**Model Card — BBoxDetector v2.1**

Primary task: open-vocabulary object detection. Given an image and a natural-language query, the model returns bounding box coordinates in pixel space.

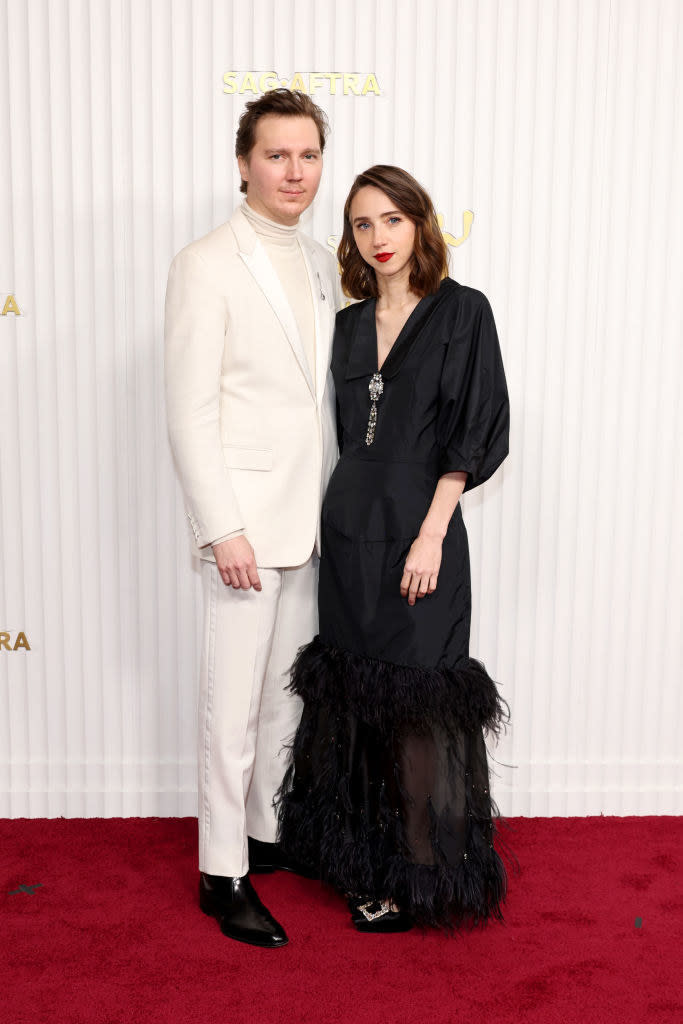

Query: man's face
[238,115,323,225]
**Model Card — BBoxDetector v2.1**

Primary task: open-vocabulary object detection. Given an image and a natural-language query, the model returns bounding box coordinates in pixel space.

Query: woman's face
[349,186,416,285]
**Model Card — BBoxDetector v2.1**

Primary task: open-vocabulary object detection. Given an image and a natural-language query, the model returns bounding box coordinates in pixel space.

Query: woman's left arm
[400,471,468,606]
[401,290,509,606]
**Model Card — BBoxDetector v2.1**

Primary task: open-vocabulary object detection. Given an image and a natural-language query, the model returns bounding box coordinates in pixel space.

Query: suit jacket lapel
[231,208,315,398]
[299,237,333,407]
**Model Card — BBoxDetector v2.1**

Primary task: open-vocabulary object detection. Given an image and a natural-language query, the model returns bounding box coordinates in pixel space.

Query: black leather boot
[199,872,288,948]
[248,836,318,879]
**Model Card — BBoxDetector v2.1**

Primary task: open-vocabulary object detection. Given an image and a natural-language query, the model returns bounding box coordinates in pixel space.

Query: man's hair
[338,165,448,299]
[235,88,330,194]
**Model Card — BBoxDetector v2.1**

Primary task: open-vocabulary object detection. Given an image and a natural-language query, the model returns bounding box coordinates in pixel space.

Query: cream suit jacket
[164,207,339,568]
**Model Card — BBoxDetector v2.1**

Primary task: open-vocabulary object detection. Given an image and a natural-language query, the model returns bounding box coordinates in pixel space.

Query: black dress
[277,278,510,927]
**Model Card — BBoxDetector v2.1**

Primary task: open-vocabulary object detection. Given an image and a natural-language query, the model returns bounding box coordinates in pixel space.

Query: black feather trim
[277,636,510,929]
[287,635,509,737]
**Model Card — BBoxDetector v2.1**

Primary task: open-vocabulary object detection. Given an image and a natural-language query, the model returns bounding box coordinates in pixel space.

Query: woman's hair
[235,88,330,194]
[338,165,448,299]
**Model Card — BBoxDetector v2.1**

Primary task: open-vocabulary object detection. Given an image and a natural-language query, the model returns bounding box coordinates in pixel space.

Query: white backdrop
[1,0,681,818]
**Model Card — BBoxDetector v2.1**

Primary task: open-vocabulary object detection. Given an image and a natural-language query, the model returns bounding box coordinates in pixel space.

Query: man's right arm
[164,247,247,552]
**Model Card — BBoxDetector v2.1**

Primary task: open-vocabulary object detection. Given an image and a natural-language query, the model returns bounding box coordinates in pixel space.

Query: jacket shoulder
[300,234,337,274]
[173,220,239,268]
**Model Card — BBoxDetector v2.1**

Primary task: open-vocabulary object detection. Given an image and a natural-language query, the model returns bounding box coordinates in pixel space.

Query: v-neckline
[375,298,424,373]
[344,278,452,382]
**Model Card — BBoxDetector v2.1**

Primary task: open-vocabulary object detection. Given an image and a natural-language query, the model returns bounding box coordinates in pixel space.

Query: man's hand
[212,535,262,591]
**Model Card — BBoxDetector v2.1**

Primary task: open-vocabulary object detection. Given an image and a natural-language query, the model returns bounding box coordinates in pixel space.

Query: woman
[277,166,510,932]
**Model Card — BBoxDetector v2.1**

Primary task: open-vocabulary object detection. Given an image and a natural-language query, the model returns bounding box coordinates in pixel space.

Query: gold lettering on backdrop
[239,72,258,95]
[437,211,474,247]
[1,295,21,315]
[343,73,361,96]
[222,72,382,97]
[326,72,342,95]
[223,72,238,94]
[308,72,326,95]
[260,72,278,92]
[361,74,381,96]
[0,631,31,651]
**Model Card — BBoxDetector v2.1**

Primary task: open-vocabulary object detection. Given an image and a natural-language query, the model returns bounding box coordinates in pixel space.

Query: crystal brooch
[365,372,384,446]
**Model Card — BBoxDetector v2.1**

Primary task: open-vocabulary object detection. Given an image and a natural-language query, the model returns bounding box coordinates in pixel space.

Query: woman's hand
[400,532,443,606]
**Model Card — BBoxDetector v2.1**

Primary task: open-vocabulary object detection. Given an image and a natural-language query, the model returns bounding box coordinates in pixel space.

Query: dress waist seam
[339,454,438,467]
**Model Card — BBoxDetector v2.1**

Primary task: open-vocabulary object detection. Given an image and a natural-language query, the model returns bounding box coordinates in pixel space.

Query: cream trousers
[197,554,318,876]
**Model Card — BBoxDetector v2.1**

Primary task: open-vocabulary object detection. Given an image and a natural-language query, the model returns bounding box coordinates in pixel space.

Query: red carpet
[2,817,681,1024]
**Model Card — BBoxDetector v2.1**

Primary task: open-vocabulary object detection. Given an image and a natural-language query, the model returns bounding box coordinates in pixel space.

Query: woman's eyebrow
[352,209,402,224]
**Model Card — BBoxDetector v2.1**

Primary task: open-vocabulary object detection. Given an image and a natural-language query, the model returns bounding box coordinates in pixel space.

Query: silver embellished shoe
[350,897,414,933]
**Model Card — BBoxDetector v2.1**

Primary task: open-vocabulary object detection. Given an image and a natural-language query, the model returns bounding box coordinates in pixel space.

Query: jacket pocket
[222,443,273,471]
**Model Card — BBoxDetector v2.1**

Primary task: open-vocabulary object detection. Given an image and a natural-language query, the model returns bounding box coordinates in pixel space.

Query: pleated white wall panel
[0,0,680,817]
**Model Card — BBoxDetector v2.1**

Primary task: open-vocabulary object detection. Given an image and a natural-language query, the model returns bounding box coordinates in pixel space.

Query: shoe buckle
[357,900,390,922]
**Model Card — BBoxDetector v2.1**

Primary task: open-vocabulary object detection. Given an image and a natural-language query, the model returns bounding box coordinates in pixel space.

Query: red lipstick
[374,252,394,262]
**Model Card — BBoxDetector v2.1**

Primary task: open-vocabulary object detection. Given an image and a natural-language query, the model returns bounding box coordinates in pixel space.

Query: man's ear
[237,155,249,186]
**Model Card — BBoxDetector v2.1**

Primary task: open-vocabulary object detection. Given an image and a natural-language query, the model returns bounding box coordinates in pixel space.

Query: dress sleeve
[436,293,509,491]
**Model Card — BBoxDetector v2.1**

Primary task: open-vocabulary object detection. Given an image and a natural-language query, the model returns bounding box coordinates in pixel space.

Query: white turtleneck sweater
[209,201,317,551]
[241,200,316,388]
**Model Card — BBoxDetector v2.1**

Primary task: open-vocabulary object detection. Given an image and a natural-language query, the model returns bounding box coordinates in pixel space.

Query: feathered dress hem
[277,636,509,929]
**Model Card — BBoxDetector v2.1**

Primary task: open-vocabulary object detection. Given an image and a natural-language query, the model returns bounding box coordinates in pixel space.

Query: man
[164,89,339,948]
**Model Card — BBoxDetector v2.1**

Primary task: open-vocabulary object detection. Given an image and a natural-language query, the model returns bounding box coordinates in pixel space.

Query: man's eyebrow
[263,147,322,155]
